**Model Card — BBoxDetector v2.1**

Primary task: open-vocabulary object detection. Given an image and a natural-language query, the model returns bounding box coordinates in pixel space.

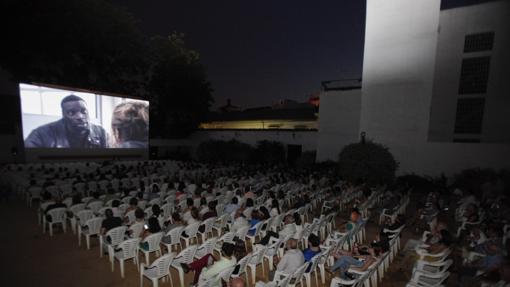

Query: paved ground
[0,196,431,287]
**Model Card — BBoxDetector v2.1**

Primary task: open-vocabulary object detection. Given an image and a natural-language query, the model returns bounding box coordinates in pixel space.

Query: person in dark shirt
[24,95,107,148]
[100,209,122,235]
[303,233,321,262]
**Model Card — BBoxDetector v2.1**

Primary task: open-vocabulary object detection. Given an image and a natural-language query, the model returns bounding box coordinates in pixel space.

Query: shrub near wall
[338,141,398,186]
[196,139,252,162]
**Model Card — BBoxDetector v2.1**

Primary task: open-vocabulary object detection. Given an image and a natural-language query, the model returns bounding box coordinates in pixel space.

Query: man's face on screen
[62,100,89,132]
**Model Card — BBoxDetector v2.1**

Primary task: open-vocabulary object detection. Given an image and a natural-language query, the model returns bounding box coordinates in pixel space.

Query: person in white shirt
[257,214,296,245]
[224,197,240,214]
[182,242,237,286]
[270,199,281,217]
[274,239,304,276]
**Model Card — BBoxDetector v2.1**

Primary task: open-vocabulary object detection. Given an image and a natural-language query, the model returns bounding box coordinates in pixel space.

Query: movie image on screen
[20,83,149,149]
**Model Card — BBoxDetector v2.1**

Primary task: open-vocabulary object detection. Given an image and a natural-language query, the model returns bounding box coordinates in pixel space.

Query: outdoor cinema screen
[20,83,149,149]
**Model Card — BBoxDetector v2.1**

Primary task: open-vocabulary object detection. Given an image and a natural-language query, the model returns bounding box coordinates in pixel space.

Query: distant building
[317,0,510,175]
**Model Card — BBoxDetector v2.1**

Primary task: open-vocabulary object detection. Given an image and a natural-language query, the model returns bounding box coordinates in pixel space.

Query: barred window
[454,98,485,134]
[458,56,491,94]
[464,32,494,53]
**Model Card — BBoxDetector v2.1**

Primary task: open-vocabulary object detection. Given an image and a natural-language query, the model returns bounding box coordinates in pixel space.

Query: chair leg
[178,269,185,287]
[120,260,125,278]
[145,252,150,265]
[49,224,53,237]
[140,272,144,287]
[86,235,91,250]
[152,278,158,287]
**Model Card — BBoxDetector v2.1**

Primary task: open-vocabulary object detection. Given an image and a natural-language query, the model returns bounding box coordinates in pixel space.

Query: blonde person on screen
[110,101,149,148]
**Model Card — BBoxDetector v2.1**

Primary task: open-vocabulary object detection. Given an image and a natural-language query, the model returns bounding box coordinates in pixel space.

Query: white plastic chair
[275,261,309,287]
[212,213,230,236]
[170,245,198,287]
[162,226,184,253]
[79,217,103,249]
[408,270,450,287]
[139,232,164,265]
[246,221,264,249]
[45,207,67,236]
[68,203,86,234]
[195,237,218,259]
[247,248,267,284]
[232,253,252,283]
[214,231,236,254]
[100,226,128,258]
[88,201,104,215]
[140,253,175,287]
[182,221,201,247]
[198,217,216,242]
[413,259,453,276]
[304,254,321,287]
[112,237,141,278]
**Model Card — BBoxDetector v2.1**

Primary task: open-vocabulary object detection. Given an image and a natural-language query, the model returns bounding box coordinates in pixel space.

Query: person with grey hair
[274,239,304,276]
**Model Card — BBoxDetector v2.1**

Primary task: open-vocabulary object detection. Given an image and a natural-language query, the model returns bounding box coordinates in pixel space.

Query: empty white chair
[79,217,103,249]
[45,207,67,236]
[162,226,184,253]
[408,270,450,287]
[112,237,141,278]
[198,217,216,242]
[68,203,86,233]
[139,232,164,265]
[140,253,175,287]
[170,245,198,287]
[212,213,230,236]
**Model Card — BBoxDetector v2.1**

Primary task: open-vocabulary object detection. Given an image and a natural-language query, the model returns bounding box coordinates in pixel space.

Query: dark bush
[338,141,398,186]
[196,139,252,163]
[253,140,285,163]
[296,151,316,168]
[453,168,498,195]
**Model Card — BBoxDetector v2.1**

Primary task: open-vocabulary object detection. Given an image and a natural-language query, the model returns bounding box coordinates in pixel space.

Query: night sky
[111,0,498,109]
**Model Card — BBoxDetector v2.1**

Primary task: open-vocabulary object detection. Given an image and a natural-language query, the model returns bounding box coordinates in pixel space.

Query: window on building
[458,56,491,94]
[464,32,495,53]
[454,98,485,134]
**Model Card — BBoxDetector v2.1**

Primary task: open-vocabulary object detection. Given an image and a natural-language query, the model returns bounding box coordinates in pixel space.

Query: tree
[0,0,213,138]
[338,141,398,186]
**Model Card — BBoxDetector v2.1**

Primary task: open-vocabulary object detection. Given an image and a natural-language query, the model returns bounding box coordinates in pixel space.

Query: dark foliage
[338,141,398,186]
[252,141,285,163]
[0,0,213,138]
[196,140,286,164]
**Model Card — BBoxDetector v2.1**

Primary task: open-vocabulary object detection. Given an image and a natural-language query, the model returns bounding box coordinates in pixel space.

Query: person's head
[284,214,295,225]
[92,192,100,199]
[221,242,235,258]
[186,198,194,208]
[271,199,280,210]
[111,101,149,146]
[147,217,161,233]
[245,198,254,207]
[438,230,452,246]
[190,207,199,220]
[350,209,361,222]
[152,204,161,217]
[105,208,114,218]
[135,208,145,220]
[286,238,298,250]
[111,199,120,208]
[171,212,182,223]
[308,233,320,248]
[129,197,138,207]
[230,277,246,287]
[231,197,238,205]
[200,197,207,206]
[259,206,270,219]
[208,201,216,211]
[61,95,89,133]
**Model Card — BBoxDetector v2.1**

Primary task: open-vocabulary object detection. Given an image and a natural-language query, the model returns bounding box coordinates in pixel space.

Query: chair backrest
[88,201,104,213]
[201,217,217,233]
[184,221,201,237]
[161,203,173,218]
[234,253,252,275]
[106,226,128,246]
[290,262,309,284]
[218,265,236,285]
[119,238,141,259]
[125,210,136,224]
[235,226,250,240]
[76,209,94,225]
[249,221,264,237]
[69,203,86,215]
[149,253,175,277]
[149,198,161,206]
[48,208,67,222]
[86,217,103,235]
[166,226,185,243]
[174,245,198,264]
[196,237,218,258]
[142,232,164,251]
[218,231,236,245]
[129,222,145,238]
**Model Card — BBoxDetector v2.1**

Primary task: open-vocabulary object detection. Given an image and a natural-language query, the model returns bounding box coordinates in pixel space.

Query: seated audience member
[402,221,448,252]
[344,209,364,232]
[232,209,250,232]
[182,198,194,222]
[402,229,452,266]
[103,188,117,204]
[224,197,240,214]
[202,201,217,220]
[100,209,123,235]
[247,210,263,236]
[303,234,321,262]
[133,208,145,224]
[329,246,383,279]
[273,239,304,276]
[110,199,122,218]
[270,199,281,217]
[257,214,296,245]
[460,242,506,286]
[181,242,236,285]
[124,197,139,215]
[259,206,271,221]
[140,217,162,250]
[186,207,200,225]
[87,192,102,205]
